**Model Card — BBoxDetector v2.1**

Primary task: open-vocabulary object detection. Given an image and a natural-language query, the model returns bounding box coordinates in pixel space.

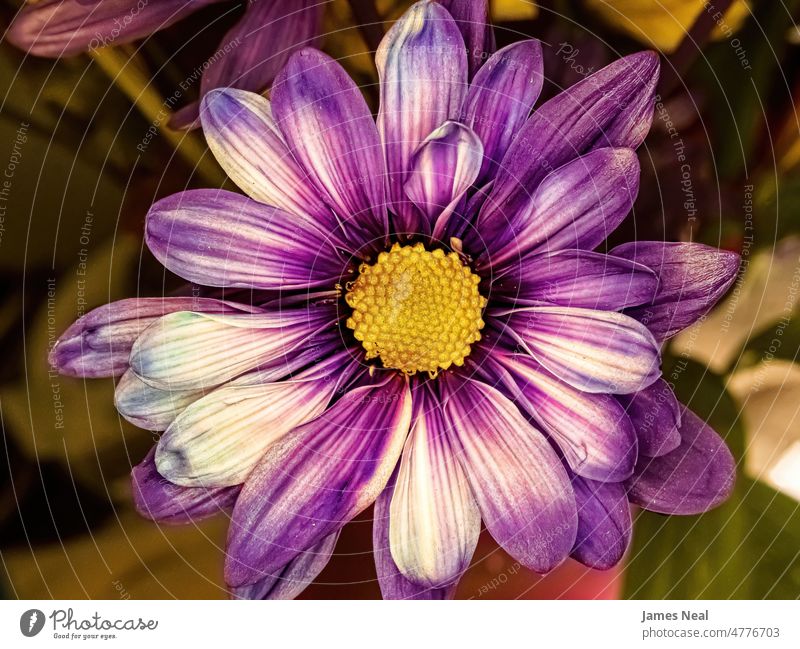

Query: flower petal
[462,40,543,182]
[374,473,458,600]
[439,0,495,77]
[478,52,659,238]
[497,354,637,482]
[505,306,661,394]
[230,531,339,600]
[7,0,218,57]
[272,48,388,244]
[200,0,323,100]
[131,448,239,524]
[403,121,483,234]
[441,376,577,573]
[156,352,357,488]
[225,375,412,587]
[612,241,741,341]
[389,384,480,588]
[493,249,659,310]
[376,0,468,233]
[145,189,343,291]
[618,378,682,457]
[626,408,736,515]
[200,88,334,226]
[49,297,255,378]
[570,475,631,570]
[115,369,203,431]
[129,306,338,391]
[479,148,640,268]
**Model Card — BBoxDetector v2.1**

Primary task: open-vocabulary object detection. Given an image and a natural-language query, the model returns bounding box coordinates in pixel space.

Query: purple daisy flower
[6,0,323,128]
[50,0,740,599]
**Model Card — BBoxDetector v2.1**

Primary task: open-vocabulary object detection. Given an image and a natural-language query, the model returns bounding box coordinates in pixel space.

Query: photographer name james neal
[641,610,709,623]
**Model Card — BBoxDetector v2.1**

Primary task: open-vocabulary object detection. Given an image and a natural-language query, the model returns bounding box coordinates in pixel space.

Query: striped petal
[497,355,637,482]
[612,241,741,341]
[145,189,343,291]
[570,475,631,570]
[115,369,203,431]
[441,376,577,573]
[626,408,735,515]
[403,121,483,235]
[389,385,480,588]
[225,375,412,587]
[505,306,661,394]
[230,531,339,600]
[374,473,458,600]
[129,306,337,391]
[479,148,640,268]
[477,51,659,236]
[131,448,239,525]
[272,48,387,244]
[462,40,543,182]
[7,0,218,57]
[439,0,495,78]
[494,250,658,310]
[156,352,357,488]
[49,297,255,378]
[200,88,334,226]
[200,1,322,101]
[618,378,682,457]
[377,0,468,233]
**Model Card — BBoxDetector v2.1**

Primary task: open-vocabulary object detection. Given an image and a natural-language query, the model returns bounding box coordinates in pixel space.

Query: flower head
[7,0,323,128]
[50,0,740,599]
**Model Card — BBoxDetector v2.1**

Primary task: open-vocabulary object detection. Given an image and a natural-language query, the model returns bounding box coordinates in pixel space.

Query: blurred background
[0,0,799,599]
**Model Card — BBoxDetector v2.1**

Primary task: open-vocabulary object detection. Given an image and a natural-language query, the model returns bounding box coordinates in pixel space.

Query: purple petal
[156,352,358,488]
[7,0,219,57]
[626,408,736,515]
[231,531,339,600]
[479,148,640,268]
[618,378,682,457]
[199,0,323,100]
[376,0,468,233]
[145,189,343,291]
[612,241,741,341]
[505,306,661,394]
[477,52,659,240]
[389,384,479,587]
[441,376,577,573]
[115,369,203,431]
[439,0,495,77]
[225,374,412,587]
[200,88,334,226]
[497,354,637,482]
[462,40,543,182]
[129,305,338,391]
[131,447,239,525]
[272,48,388,244]
[49,297,255,378]
[570,475,631,570]
[374,472,458,600]
[403,121,483,235]
[493,249,658,310]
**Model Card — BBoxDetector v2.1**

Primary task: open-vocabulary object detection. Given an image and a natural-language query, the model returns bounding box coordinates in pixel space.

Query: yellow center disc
[345,243,486,377]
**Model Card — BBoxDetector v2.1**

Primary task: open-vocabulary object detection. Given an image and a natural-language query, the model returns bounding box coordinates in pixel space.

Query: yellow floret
[345,243,486,377]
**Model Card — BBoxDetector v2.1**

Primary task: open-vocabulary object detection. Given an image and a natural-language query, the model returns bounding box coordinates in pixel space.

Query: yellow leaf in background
[0,234,151,494]
[585,0,750,53]
[491,0,539,22]
[324,0,376,79]
[4,510,229,599]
